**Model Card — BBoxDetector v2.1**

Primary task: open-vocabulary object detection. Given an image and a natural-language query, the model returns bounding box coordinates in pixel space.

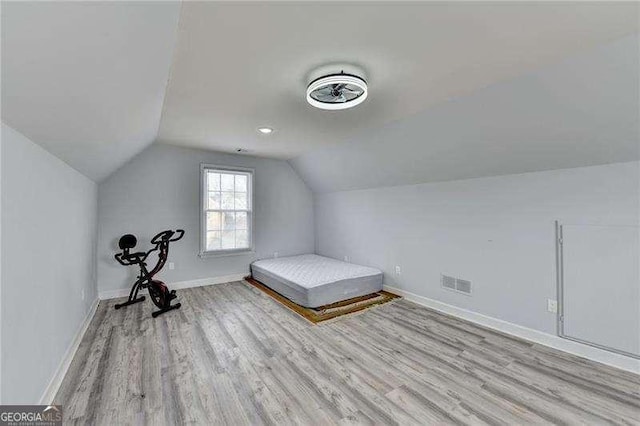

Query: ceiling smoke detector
[306,67,368,110]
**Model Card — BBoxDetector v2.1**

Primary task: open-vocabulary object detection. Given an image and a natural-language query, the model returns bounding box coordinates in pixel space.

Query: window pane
[235,174,247,192]
[203,168,253,253]
[221,174,235,191]
[206,212,221,231]
[221,230,235,249]
[222,212,235,230]
[236,230,248,248]
[234,192,247,210]
[221,192,234,209]
[207,172,220,191]
[207,192,221,210]
[206,231,221,251]
[235,212,247,230]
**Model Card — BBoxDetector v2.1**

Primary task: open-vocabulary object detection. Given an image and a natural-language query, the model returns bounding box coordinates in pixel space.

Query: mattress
[250,254,383,308]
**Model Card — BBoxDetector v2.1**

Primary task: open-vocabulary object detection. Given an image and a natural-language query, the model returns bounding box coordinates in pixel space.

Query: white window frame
[200,164,255,257]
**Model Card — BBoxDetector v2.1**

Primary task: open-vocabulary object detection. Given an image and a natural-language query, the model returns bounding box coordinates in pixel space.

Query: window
[201,165,253,256]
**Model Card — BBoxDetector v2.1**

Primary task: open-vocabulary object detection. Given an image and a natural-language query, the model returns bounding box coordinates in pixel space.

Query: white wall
[314,162,639,335]
[98,144,314,295]
[1,123,98,403]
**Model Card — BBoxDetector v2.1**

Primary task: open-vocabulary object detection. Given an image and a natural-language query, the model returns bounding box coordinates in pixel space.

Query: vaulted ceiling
[291,35,640,192]
[1,1,181,181]
[2,1,638,183]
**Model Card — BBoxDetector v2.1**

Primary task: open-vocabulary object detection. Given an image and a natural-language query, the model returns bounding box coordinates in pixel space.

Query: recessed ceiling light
[257,127,273,134]
[306,72,368,110]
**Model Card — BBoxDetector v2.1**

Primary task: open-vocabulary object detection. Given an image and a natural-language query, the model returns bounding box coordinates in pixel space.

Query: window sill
[199,249,255,258]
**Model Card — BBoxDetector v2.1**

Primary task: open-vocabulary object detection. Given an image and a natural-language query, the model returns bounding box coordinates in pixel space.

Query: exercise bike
[114,229,184,317]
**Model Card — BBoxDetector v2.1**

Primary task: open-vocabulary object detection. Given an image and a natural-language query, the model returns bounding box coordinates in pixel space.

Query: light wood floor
[55,281,640,425]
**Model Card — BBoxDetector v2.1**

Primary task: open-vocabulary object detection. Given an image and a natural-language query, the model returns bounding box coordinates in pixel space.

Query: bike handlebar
[115,229,185,267]
[170,229,185,242]
[150,229,185,245]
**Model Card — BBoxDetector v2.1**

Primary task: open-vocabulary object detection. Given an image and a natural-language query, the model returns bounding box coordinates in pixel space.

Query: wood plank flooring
[55,281,640,425]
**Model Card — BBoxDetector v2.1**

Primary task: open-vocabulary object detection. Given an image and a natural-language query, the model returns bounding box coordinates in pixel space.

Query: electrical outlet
[344,255,350,262]
[395,265,401,275]
[81,289,85,301]
[169,262,175,270]
[547,299,558,313]
[274,252,279,258]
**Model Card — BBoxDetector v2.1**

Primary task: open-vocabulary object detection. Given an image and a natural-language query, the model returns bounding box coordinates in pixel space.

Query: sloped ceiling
[1,1,181,181]
[290,35,640,193]
[158,1,638,160]
[1,1,638,184]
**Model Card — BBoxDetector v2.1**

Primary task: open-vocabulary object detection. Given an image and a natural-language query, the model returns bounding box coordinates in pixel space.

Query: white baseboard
[39,297,100,405]
[384,285,640,374]
[98,273,247,300]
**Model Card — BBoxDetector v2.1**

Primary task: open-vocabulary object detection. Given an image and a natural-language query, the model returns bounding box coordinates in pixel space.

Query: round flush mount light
[306,71,368,110]
[257,127,273,134]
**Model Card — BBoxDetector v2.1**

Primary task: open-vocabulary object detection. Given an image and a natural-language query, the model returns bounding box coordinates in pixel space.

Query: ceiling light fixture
[257,127,273,134]
[306,70,368,110]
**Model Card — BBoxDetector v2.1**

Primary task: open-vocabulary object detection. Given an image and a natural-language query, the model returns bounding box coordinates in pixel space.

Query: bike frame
[114,229,184,317]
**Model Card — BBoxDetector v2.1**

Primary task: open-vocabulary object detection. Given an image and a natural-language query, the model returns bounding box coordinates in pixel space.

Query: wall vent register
[441,274,472,295]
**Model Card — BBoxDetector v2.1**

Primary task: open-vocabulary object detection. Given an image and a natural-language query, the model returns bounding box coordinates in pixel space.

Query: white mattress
[250,254,383,308]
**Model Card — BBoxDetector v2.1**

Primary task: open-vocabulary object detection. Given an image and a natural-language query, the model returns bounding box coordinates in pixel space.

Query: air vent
[442,275,456,290]
[441,274,472,295]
